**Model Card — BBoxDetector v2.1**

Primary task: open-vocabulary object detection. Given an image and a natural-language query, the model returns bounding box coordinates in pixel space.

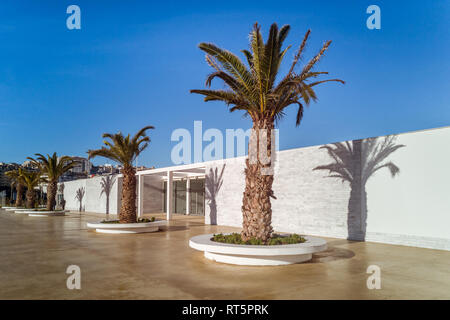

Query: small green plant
[100,217,156,224]
[137,217,156,222]
[212,233,306,245]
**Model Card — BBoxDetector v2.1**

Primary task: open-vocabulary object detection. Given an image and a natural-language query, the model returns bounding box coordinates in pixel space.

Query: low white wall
[61,175,121,214]
[365,127,450,250]
[61,126,450,251]
[206,126,450,251]
[62,179,86,212]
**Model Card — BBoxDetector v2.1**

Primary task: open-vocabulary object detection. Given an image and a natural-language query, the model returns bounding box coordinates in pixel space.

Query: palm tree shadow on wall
[205,164,225,225]
[314,135,405,241]
[100,175,116,219]
[75,187,85,213]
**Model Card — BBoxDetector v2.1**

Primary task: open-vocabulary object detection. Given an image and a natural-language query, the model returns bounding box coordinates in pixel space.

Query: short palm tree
[5,169,25,207]
[100,175,116,217]
[191,22,344,242]
[27,153,76,211]
[314,136,405,239]
[19,168,45,209]
[87,126,154,223]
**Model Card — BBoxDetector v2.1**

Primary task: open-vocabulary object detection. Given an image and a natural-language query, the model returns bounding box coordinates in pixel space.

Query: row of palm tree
[5,154,76,210]
[3,23,345,244]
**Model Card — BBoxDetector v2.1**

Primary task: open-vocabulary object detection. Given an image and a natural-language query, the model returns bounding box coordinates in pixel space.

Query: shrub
[212,233,306,245]
[100,217,156,224]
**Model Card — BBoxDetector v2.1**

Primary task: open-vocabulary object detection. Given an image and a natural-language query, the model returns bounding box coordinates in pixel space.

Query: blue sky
[0,0,448,167]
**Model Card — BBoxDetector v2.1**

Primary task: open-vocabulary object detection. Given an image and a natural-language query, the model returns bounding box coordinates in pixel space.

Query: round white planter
[86,220,166,234]
[12,208,31,213]
[26,210,67,217]
[189,234,327,266]
[5,208,26,212]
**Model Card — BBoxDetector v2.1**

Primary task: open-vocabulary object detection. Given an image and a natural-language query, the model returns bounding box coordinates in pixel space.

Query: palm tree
[191,23,344,242]
[75,187,85,212]
[5,169,25,207]
[87,126,154,223]
[19,168,45,209]
[100,175,116,218]
[27,153,76,211]
[314,136,405,240]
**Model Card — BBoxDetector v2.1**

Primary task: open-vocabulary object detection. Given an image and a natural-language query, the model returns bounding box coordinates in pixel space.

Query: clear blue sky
[0,0,448,167]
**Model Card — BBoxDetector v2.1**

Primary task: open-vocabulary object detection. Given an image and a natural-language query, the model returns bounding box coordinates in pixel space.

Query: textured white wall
[205,147,351,239]
[366,127,450,250]
[62,175,121,214]
[206,126,450,251]
[61,126,450,251]
[62,179,86,212]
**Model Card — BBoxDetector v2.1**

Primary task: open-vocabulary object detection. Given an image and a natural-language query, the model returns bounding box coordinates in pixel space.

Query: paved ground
[0,209,449,299]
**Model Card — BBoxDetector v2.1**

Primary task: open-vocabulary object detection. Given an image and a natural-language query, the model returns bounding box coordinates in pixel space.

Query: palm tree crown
[19,168,44,189]
[27,153,76,181]
[5,169,23,186]
[191,22,344,125]
[87,126,154,167]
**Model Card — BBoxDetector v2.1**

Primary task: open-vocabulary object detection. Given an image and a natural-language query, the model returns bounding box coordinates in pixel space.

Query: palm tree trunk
[26,189,35,209]
[15,184,24,207]
[241,118,274,243]
[120,165,137,223]
[47,180,57,211]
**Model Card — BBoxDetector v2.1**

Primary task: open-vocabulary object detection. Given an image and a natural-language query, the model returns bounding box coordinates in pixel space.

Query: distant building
[59,156,92,182]
[0,162,19,194]
[90,163,120,176]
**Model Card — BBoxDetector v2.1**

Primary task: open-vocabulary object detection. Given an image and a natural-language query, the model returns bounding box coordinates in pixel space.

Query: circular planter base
[204,251,313,266]
[86,220,166,234]
[189,234,327,266]
[27,211,66,217]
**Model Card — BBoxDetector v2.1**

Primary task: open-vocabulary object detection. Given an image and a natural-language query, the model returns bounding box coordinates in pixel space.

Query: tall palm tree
[191,23,344,242]
[27,153,76,211]
[75,187,85,212]
[314,136,405,240]
[19,168,45,209]
[100,174,116,217]
[87,126,154,223]
[5,169,25,207]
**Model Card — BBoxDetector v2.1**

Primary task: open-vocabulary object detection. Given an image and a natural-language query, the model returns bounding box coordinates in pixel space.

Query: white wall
[62,179,86,212]
[206,126,450,251]
[61,175,121,214]
[61,126,450,251]
[366,127,450,250]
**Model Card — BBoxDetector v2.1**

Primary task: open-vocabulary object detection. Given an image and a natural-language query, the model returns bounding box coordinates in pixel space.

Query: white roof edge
[135,124,450,176]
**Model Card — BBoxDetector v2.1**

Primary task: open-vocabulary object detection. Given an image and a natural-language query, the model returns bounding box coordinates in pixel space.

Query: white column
[166,171,173,220]
[186,178,190,215]
[137,174,144,218]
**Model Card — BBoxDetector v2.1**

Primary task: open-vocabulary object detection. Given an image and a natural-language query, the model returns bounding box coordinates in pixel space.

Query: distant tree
[19,168,45,209]
[5,169,25,207]
[87,126,154,223]
[27,153,76,211]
